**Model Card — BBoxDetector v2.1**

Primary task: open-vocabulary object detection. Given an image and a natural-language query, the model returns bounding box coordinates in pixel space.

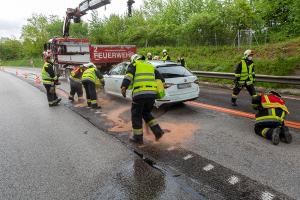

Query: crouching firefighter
[69,65,85,102]
[81,63,103,109]
[41,55,61,107]
[121,54,165,144]
[252,91,292,145]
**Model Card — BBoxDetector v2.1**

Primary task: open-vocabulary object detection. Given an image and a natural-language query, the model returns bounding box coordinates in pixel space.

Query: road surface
[0,71,199,199]
[1,67,300,199]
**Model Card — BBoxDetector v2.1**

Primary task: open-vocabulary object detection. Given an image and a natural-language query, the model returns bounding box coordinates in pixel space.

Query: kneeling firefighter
[121,54,165,144]
[69,65,85,102]
[41,55,61,107]
[81,63,103,109]
[252,91,292,145]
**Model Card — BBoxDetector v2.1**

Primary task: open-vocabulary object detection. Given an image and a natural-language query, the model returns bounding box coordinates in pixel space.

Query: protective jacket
[70,67,84,82]
[252,94,289,124]
[41,62,57,85]
[82,67,103,83]
[234,59,255,85]
[121,60,164,100]
[162,55,171,61]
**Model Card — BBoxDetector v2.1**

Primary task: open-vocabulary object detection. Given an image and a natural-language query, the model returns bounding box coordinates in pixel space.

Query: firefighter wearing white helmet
[231,49,257,106]
[121,54,165,144]
[82,62,103,109]
[41,54,61,107]
[161,49,171,61]
[146,52,153,61]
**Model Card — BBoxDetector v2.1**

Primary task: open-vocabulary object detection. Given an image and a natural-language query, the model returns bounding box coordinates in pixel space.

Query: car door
[111,62,127,95]
[105,64,122,95]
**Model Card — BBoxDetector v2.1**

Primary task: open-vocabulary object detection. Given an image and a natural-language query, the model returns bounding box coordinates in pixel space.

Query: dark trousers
[44,84,58,105]
[131,98,163,136]
[82,81,97,106]
[232,83,256,103]
[69,79,83,98]
[254,121,282,140]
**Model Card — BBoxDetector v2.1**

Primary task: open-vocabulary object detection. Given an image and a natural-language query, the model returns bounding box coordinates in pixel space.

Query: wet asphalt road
[2,67,300,199]
[0,71,200,199]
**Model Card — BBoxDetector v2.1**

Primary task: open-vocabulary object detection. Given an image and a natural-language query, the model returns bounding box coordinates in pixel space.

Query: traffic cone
[16,70,19,76]
[24,73,28,79]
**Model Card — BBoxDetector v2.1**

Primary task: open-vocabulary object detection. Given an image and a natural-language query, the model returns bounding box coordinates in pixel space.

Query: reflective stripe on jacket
[131,61,158,98]
[82,67,97,83]
[261,95,289,113]
[255,95,288,123]
[161,55,169,61]
[235,60,254,83]
[70,67,83,82]
[41,62,56,85]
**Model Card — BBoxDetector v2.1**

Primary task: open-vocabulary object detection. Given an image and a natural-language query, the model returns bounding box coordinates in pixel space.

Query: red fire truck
[43,0,136,75]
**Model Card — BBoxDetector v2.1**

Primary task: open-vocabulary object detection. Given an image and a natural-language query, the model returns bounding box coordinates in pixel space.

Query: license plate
[177,83,191,89]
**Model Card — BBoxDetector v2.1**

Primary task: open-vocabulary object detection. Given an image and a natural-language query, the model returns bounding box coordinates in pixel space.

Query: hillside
[139,37,300,77]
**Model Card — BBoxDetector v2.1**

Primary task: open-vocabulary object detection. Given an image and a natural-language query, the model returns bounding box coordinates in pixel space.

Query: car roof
[121,60,181,67]
[147,60,181,67]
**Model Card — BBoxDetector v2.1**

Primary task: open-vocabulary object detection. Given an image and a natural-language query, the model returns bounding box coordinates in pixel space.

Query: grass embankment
[139,37,300,88]
[0,57,44,68]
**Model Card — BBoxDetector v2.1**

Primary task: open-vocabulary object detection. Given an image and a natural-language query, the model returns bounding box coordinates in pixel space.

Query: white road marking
[167,146,176,151]
[228,175,239,185]
[203,164,214,171]
[183,154,193,160]
[261,191,275,200]
[95,111,102,114]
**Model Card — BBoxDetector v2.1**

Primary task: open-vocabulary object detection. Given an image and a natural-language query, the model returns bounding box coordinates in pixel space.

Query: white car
[103,60,200,107]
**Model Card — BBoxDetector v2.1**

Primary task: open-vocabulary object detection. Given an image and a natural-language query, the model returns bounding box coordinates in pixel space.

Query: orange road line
[186,101,300,130]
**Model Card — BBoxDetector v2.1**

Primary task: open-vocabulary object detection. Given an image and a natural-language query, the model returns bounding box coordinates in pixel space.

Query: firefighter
[177,56,186,67]
[252,91,292,145]
[121,54,165,144]
[68,65,85,102]
[161,49,171,61]
[231,49,257,106]
[146,52,153,61]
[41,55,61,107]
[81,63,103,109]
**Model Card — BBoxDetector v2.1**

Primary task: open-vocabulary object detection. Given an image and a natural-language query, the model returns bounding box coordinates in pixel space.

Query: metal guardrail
[191,71,300,85]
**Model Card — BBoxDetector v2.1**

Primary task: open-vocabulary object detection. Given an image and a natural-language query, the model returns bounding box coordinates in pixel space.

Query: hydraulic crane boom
[63,0,135,37]
[63,0,111,37]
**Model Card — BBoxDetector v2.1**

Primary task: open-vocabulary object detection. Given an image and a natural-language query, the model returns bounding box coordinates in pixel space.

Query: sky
[0,0,144,39]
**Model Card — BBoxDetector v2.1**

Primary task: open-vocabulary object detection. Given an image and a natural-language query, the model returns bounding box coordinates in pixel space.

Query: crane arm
[63,0,135,37]
[63,0,111,37]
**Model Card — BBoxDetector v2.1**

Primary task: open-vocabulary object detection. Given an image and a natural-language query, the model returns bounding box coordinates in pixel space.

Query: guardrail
[191,71,300,85]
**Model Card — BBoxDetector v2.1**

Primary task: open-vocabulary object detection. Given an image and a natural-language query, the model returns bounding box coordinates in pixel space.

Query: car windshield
[156,65,193,78]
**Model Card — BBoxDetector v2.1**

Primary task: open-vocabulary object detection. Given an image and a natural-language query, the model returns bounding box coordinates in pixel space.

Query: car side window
[120,63,127,75]
[110,65,123,75]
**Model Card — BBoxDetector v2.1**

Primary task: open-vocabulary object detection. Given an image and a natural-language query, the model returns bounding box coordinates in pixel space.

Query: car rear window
[156,65,193,78]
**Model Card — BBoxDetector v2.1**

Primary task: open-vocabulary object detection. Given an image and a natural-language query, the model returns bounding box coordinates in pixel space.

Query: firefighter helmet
[244,49,254,57]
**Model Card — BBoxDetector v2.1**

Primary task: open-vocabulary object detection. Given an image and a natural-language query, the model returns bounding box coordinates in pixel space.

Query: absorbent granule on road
[106,106,131,132]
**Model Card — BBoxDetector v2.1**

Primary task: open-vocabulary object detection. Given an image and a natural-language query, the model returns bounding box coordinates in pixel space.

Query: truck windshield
[156,65,193,78]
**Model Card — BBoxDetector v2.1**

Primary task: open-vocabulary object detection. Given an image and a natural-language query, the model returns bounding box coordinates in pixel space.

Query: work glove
[121,87,127,98]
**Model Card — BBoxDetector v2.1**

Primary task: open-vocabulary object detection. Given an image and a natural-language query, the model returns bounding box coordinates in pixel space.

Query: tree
[0,38,23,60]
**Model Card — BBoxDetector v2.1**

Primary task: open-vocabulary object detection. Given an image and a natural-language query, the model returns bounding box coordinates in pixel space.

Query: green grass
[139,37,300,76]
[0,57,44,68]
[138,38,300,88]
